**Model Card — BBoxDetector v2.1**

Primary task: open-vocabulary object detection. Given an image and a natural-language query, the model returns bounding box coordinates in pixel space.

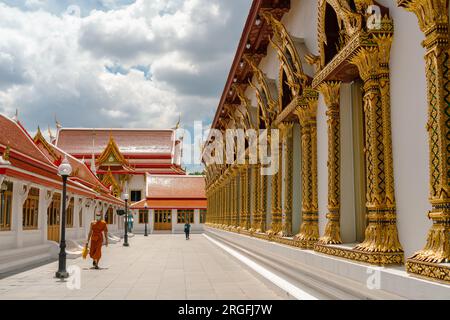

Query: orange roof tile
[146,174,206,199]
[56,129,174,156]
[0,115,57,166]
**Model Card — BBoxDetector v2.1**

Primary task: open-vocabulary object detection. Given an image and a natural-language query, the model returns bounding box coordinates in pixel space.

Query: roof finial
[173,113,181,130]
[12,109,18,122]
[48,125,55,142]
[55,114,62,130]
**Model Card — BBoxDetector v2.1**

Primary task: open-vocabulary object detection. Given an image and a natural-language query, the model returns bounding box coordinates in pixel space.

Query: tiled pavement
[0,234,286,300]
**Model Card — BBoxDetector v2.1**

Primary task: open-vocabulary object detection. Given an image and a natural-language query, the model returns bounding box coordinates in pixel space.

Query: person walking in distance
[184,221,191,240]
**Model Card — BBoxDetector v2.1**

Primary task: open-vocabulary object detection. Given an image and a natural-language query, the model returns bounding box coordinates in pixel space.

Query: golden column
[221,177,226,227]
[398,0,450,268]
[267,136,283,237]
[239,165,247,230]
[221,180,226,227]
[280,122,294,237]
[245,164,252,230]
[226,173,232,228]
[350,38,403,258]
[318,81,342,244]
[230,168,237,229]
[294,91,319,249]
[251,163,262,232]
[260,170,268,233]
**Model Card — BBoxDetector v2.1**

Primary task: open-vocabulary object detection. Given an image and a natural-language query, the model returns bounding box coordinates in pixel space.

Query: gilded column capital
[397,0,449,40]
[317,81,341,109]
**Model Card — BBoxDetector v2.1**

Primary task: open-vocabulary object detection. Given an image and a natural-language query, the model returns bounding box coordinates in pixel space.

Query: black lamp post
[144,204,148,237]
[55,156,72,279]
[122,190,129,247]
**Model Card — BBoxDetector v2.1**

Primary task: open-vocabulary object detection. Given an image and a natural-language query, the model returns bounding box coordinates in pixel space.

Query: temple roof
[146,174,206,199]
[0,115,57,168]
[56,128,175,156]
[33,128,111,194]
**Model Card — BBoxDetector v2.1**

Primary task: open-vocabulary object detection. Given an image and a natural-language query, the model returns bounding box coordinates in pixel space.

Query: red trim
[70,153,172,159]
[1,168,95,197]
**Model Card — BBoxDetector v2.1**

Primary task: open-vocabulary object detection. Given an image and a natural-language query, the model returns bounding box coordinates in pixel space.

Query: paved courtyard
[0,234,286,300]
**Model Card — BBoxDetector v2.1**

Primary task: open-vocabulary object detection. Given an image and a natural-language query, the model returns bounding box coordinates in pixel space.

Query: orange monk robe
[89,220,108,262]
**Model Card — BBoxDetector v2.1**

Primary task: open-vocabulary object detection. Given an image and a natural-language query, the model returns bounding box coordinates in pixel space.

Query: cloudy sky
[0,0,251,139]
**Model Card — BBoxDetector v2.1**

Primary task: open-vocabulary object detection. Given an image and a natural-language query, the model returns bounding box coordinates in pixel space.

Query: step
[205,227,450,300]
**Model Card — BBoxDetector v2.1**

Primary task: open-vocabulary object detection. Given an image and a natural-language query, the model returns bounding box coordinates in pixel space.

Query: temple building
[0,118,206,273]
[203,0,450,295]
[130,174,207,234]
[0,115,122,273]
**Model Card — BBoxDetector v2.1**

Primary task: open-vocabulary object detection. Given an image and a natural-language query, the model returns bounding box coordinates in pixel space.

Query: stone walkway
[0,234,285,300]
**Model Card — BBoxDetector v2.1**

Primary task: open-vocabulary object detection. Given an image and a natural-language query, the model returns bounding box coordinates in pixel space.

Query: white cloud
[0,0,252,136]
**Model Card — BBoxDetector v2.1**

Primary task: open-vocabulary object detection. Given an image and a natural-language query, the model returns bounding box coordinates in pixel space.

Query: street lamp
[55,156,72,279]
[122,190,129,247]
[144,203,148,237]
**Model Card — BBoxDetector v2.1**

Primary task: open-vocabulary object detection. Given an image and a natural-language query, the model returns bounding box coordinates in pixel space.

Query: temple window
[23,187,40,230]
[139,209,148,224]
[0,181,13,231]
[177,209,194,224]
[130,190,142,202]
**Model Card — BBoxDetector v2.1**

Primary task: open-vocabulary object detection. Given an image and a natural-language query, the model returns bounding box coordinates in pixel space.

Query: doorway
[154,209,172,231]
[47,193,61,242]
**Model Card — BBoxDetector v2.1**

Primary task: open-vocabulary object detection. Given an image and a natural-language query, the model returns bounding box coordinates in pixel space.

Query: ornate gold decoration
[101,168,121,197]
[281,122,294,237]
[33,127,60,162]
[267,137,283,237]
[398,0,450,272]
[294,89,320,249]
[263,12,309,101]
[2,145,11,162]
[246,58,278,127]
[349,40,403,258]
[97,134,130,167]
[318,81,342,245]
[406,260,450,284]
[251,163,262,232]
[317,0,366,69]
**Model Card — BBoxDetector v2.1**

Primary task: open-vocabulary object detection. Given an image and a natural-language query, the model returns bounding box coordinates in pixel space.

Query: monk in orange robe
[87,212,108,269]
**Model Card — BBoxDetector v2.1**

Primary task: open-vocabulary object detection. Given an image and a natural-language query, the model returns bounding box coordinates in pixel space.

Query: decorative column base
[317,213,342,245]
[406,259,450,284]
[294,216,319,249]
[405,218,450,283]
[314,243,404,265]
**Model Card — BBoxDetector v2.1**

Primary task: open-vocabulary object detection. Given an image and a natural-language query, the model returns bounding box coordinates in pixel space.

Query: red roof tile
[34,136,111,194]
[0,115,56,166]
[146,174,206,199]
[56,129,175,155]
